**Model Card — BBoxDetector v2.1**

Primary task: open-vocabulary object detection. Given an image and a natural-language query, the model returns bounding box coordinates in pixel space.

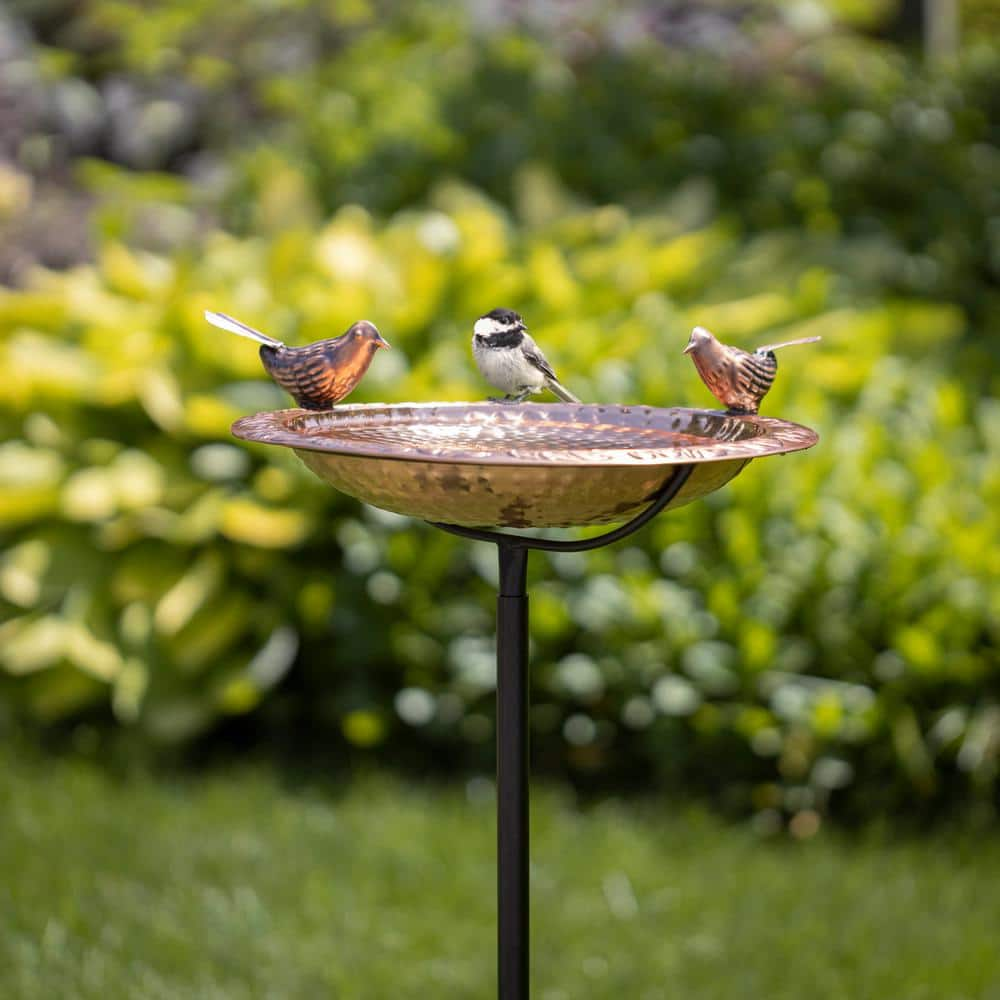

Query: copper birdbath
[232,401,818,1000]
[231,402,817,528]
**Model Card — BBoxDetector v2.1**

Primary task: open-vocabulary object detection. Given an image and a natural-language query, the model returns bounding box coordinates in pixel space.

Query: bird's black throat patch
[476,329,524,349]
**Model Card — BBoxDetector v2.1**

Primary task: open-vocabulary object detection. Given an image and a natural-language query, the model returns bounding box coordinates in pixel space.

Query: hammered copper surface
[231,402,818,528]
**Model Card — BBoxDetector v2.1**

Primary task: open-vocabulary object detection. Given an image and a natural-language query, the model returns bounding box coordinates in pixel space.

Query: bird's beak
[376,335,391,350]
[682,341,695,355]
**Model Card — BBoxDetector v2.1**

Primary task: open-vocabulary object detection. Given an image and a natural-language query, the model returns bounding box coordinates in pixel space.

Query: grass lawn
[2,749,1000,999]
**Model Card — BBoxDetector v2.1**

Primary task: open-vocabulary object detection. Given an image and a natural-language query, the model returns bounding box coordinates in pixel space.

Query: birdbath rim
[231,401,818,469]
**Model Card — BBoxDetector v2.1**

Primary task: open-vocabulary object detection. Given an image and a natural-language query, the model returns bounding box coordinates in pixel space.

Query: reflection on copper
[232,402,818,529]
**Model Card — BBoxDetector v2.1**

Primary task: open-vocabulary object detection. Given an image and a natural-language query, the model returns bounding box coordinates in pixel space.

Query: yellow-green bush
[2,0,999,822]
[2,184,997,821]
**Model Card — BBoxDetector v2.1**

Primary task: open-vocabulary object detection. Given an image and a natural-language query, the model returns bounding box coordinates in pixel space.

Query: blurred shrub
[3,1,999,333]
[1,0,998,823]
[1,183,998,824]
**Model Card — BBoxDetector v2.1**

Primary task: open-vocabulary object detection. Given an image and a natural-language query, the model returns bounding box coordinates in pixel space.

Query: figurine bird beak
[375,334,391,350]
[682,340,695,355]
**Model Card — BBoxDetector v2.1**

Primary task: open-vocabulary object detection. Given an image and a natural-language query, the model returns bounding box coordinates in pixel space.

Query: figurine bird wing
[205,310,284,348]
[732,349,778,403]
[520,333,581,404]
[755,335,822,353]
[263,332,380,411]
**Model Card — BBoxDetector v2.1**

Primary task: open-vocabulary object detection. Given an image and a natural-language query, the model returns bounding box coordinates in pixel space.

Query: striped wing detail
[261,341,373,409]
[735,351,777,400]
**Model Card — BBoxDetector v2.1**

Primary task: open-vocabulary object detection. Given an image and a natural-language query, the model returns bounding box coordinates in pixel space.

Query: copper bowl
[231,402,818,528]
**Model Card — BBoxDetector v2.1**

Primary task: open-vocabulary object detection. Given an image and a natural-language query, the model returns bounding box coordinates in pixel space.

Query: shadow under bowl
[231,402,818,529]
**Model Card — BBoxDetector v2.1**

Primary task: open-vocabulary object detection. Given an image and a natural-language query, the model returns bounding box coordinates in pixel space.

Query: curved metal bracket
[430,463,694,553]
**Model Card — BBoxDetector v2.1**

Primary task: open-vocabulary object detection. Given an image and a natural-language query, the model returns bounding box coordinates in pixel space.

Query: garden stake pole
[433,463,694,1000]
[496,543,529,1000]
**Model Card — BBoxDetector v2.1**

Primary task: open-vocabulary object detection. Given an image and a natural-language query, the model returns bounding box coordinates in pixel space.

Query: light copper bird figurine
[683,326,821,414]
[205,311,390,410]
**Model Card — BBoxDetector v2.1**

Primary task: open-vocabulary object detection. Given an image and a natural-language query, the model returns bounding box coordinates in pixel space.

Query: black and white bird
[205,310,389,410]
[683,325,820,415]
[471,308,580,404]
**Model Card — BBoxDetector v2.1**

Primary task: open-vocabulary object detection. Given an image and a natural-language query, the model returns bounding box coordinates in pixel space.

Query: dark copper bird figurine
[205,311,390,410]
[683,326,820,415]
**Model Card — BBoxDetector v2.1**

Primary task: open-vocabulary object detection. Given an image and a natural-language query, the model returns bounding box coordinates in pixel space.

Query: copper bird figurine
[205,311,390,410]
[683,326,821,414]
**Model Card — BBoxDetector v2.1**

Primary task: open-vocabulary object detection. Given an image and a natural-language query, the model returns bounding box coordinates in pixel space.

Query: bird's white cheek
[474,318,500,337]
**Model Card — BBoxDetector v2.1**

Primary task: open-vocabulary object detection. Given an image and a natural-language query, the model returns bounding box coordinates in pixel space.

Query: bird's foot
[488,395,522,405]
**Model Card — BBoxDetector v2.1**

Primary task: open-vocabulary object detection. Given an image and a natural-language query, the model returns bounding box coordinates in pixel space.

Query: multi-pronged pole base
[431,464,694,999]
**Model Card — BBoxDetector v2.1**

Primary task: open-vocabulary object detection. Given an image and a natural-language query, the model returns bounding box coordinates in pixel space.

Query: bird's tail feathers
[205,311,284,348]
[756,335,822,353]
[547,378,581,404]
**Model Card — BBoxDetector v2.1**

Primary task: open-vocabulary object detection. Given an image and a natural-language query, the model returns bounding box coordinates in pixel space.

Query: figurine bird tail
[546,378,581,404]
[755,335,822,354]
[205,311,285,349]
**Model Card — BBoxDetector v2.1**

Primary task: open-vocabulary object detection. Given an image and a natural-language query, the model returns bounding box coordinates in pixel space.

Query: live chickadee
[205,310,390,410]
[472,307,580,404]
[683,325,820,415]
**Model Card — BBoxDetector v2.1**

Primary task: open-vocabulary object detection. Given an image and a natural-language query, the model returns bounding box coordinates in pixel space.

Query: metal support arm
[431,465,694,553]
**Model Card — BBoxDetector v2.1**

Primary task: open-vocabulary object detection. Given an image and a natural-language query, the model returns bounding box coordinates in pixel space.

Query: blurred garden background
[2,0,1000,995]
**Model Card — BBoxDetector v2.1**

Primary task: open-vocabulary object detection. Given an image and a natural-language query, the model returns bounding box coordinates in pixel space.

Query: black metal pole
[496,543,529,1000]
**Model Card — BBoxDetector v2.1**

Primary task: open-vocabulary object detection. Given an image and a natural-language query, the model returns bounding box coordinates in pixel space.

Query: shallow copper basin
[231,403,818,528]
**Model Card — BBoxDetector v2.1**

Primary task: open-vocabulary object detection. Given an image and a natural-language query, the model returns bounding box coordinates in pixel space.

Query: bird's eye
[353,330,361,339]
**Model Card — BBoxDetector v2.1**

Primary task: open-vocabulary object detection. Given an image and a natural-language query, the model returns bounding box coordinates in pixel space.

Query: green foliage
[1,176,998,821]
[6,2,1000,325]
[1,0,999,823]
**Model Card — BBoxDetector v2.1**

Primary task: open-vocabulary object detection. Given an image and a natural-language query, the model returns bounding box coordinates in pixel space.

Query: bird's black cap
[481,307,523,326]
